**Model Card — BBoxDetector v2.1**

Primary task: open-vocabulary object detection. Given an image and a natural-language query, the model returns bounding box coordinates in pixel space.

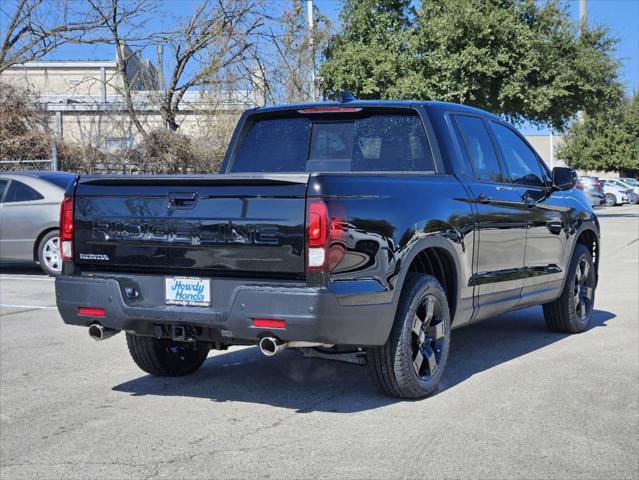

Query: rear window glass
[0,179,7,200]
[229,113,434,173]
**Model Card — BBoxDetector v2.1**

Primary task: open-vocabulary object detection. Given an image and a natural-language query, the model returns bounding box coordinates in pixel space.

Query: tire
[367,274,451,399]
[543,244,596,333]
[126,333,209,376]
[605,193,617,207]
[37,230,62,276]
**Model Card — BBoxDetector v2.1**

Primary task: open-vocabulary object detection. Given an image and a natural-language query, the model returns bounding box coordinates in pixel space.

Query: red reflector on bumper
[252,318,286,329]
[78,307,105,317]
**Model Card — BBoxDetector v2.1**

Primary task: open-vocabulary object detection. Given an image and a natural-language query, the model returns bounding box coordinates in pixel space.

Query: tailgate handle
[168,192,197,209]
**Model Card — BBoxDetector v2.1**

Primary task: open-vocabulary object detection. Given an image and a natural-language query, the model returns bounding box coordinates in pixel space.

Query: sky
[2,0,637,133]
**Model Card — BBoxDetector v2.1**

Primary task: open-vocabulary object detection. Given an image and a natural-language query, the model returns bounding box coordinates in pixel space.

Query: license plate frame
[165,277,211,307]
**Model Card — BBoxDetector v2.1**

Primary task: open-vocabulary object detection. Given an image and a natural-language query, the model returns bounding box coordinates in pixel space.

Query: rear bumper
[55,274,395,346]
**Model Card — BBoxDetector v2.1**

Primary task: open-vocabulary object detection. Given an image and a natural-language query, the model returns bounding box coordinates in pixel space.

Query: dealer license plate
[165,277,211,307]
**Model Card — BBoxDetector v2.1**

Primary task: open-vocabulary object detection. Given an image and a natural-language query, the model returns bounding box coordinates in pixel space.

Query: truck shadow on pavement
[112,306,615,413]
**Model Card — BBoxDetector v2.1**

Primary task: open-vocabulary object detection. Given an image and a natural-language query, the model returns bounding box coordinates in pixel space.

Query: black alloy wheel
[573,257,594,322]
[410,295,446,381]
[368,274,451,399]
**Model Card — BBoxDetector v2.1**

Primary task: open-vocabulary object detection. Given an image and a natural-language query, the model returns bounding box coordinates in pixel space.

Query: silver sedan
[0,171,75,275]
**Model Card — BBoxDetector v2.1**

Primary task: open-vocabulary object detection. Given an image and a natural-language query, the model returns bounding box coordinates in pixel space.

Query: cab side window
[490,122,546,188]
[455,115,503,182]
[3,181,44,203]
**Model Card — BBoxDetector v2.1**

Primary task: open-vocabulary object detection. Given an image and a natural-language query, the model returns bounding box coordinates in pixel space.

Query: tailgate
[72,174,309,276]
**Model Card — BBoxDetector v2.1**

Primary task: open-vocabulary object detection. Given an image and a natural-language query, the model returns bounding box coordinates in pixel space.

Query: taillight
[576,181,584,190]
[306,198,346,272]
[59,195,73,260]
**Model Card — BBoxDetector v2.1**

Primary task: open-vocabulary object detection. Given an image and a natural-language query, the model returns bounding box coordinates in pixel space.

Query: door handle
[476,193,492,204]
[522,194,536,208]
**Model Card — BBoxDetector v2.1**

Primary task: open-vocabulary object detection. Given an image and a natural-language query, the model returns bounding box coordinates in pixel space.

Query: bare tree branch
[0,0,109,72]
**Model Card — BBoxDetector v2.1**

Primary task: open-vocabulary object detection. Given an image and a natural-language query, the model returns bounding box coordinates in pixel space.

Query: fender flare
[389,234,464,317]
[559,221,600,292]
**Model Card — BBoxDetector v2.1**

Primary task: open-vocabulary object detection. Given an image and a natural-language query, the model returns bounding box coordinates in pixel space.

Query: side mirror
[552,167,577,191]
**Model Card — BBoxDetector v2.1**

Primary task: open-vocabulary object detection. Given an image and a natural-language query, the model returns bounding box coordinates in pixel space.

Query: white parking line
[0,276,55,282]
[0,304,57,310]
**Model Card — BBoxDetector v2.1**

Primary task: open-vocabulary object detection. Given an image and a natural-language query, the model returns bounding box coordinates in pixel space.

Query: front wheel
[543,244,596,333]
[605,193,617,207]
[368,274,451,399]
[126,333,209,376]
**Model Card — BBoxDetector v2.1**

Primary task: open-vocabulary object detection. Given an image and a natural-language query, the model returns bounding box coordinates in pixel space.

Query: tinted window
[229,114,434,173]
[349,115,433,172]
[455,115,503,182]
[490,122,545,187]
[231,117,312,172]
[4,180,44,203]
[0,179,7,201]
[38,173,74,189]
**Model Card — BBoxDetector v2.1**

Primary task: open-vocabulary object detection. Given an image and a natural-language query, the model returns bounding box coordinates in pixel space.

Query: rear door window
[489,122,546,187]
[454,115,503,182]
[229,113,434,173]
[4,180,44,203]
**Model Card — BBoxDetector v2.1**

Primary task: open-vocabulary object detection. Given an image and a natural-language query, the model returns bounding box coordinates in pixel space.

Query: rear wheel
[37,230,62,276]
[543,244,595,333]
[126,333,209,376]
[367,274,451,399]
[605,193,617,206]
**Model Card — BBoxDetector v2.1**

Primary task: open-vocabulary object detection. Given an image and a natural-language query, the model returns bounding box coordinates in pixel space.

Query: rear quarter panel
[311,173,476,331]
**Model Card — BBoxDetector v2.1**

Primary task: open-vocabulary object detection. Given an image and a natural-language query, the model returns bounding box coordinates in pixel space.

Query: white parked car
[599,180,632,206]
[601,178,639,204]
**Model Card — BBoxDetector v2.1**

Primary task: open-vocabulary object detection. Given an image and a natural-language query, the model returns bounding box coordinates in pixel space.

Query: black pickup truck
[56,100,599,399]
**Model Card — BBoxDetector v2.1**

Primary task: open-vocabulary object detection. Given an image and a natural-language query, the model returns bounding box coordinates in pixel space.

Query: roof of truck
[253,100,503,121]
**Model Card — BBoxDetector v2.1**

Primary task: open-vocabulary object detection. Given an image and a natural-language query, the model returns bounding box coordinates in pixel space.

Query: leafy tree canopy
[320,0,623,129]
[558,93,639,173]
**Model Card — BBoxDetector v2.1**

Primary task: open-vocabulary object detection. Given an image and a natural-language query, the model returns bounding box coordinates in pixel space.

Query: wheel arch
[559,223,600,292]
[393,236,462,323]
[574,226,599,286]
[33,227,59,262]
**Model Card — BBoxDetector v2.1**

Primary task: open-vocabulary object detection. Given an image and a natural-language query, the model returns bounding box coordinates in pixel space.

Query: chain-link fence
[0,159,55,172]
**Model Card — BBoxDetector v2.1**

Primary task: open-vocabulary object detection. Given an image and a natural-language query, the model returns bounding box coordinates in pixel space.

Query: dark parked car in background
[0,171,75,275]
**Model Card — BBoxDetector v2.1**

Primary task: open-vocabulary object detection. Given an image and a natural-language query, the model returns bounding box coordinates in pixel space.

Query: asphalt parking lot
[1,205,638,479]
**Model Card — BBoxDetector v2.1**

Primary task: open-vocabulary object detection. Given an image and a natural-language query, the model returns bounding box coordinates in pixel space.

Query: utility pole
[578,0,587,122]
[307,0,316,102]
[579,0,587,33]
[549,130,554,169]
[157,44,164,91]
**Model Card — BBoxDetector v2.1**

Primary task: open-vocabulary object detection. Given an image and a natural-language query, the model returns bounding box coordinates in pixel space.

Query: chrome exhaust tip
[259,337,286,356]
[88,323,120,341]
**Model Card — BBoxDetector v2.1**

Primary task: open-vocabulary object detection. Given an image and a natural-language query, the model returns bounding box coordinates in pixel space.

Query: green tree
[558,93,639,174]
[320,0,412,100]
[320,0,622,130]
